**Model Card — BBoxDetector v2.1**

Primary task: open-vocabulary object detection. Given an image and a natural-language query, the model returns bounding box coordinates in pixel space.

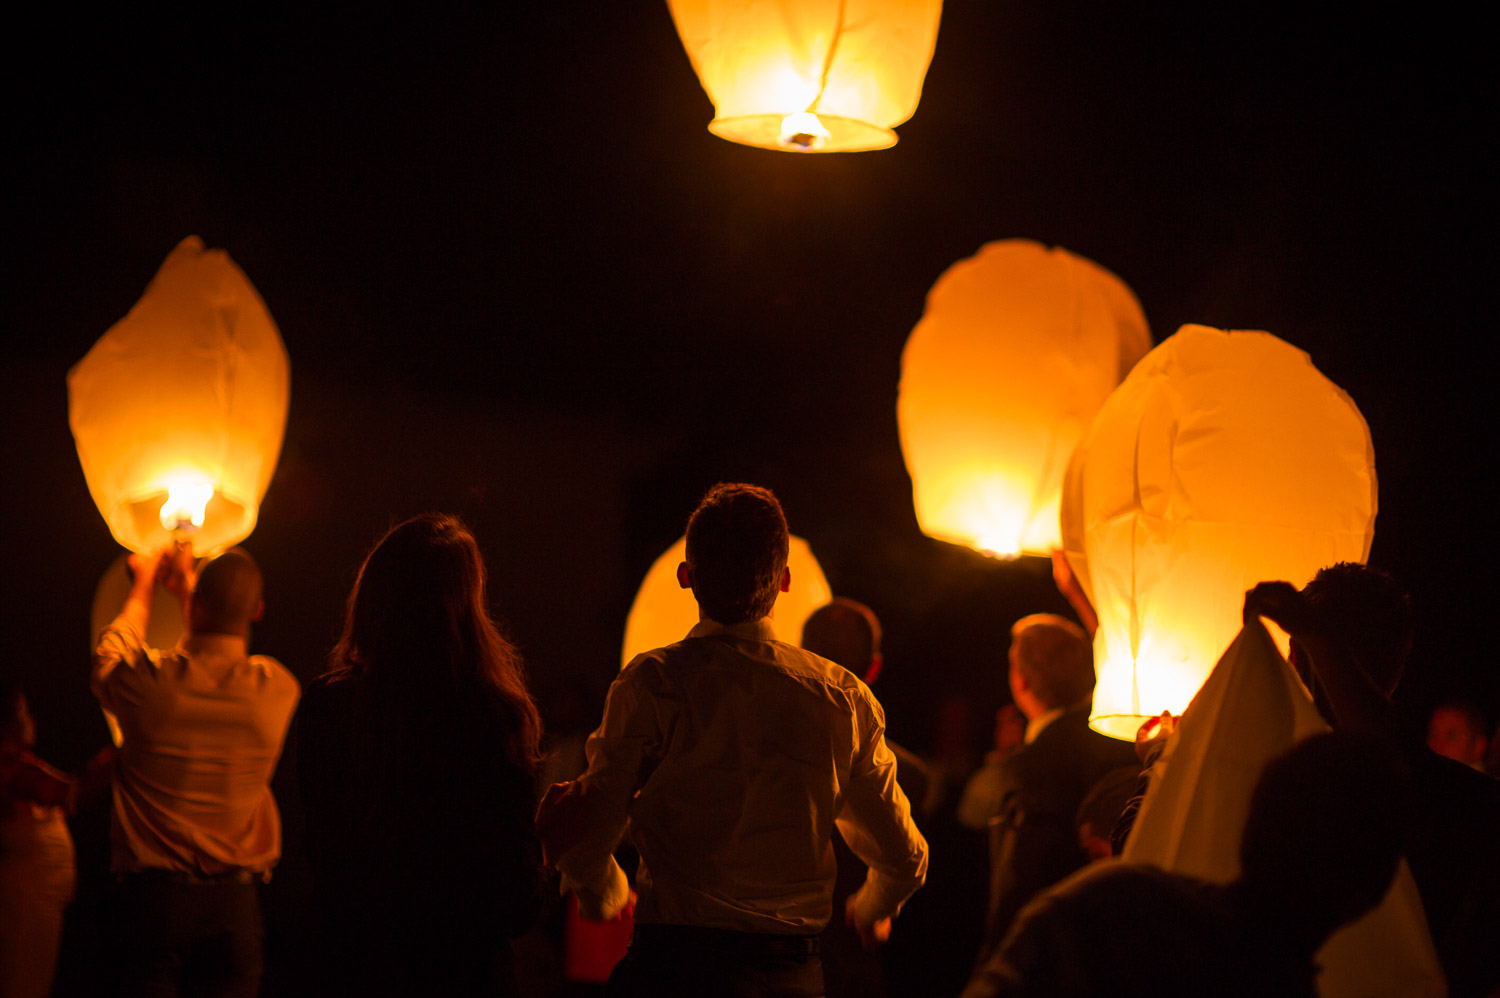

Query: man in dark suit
[975,614,1138,964]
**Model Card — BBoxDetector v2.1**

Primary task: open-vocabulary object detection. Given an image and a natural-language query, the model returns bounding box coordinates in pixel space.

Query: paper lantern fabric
[898,240,1151,558]
[68,237,290,556]
[621,534,832,667]
[1061,325,1376,739]
[666,0,942,152]
[1122,621,1445,997]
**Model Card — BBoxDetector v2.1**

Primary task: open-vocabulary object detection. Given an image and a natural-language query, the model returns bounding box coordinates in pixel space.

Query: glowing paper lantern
[67,237,290,556]
[898,240,1151,558]
[1061,325,1376,739]
[666,0,942,152]
[621,534,832,667]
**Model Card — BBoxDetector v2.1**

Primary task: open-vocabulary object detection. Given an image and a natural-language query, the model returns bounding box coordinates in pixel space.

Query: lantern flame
[158,479,215,532]
[779,112,830,150]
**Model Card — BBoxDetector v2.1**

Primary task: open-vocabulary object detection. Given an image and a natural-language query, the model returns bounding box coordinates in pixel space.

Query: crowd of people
[2,482,1498,997]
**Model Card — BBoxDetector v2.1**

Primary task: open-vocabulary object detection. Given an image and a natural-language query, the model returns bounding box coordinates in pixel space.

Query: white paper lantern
[1061,325,1377,739]
[667,0,942,152]
[899,240,1150,558]
[68,237,290,555]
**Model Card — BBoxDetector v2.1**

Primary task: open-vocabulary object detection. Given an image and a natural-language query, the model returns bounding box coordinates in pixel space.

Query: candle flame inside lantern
[158,479,215,532]
[779,112,830,150]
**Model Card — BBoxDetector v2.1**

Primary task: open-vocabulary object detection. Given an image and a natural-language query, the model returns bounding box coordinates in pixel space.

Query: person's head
[189,548,264,636]
[1076,764,1139,861]
[801,598,882,682]
[1237,732,1411,952]
[333,514,541,766]
[1299,562,1411,698]
[1008,613,1094,720]
[678,483,789,625]
[1427,701,1490,769]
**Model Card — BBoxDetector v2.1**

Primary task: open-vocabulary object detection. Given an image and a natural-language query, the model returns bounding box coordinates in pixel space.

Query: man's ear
[780,566,791,593]
[676,562,692,590]
[252,600,265,623]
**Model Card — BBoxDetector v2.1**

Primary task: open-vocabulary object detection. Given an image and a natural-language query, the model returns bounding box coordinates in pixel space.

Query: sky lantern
[1061,325,1377,739]
[67,237,290,557]
[898,239,1151,558]
[666,0,942,152]
[621,534,832,667]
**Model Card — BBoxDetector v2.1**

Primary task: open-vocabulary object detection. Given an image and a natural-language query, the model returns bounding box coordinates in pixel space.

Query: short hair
[801,598,881,674]
[1301,562,1411,697]
[684,483,789,626]
[192,548,263,635]
[1010,613,1094,711]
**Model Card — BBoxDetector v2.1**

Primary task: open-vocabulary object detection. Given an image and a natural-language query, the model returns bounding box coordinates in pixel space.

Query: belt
[117,868,262,886]
[633,923,821,960]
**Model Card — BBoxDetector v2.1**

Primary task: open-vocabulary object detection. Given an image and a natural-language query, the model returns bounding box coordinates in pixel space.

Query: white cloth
[1123,620,1446,998]
[93,616,299,875]
[557,617,927,934]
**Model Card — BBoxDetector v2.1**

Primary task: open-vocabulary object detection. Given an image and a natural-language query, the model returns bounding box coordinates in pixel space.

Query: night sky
[4,3,1494,772]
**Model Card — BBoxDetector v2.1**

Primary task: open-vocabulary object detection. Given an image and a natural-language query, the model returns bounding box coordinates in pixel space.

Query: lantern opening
[779,112,831,151]
[159,479,215,532]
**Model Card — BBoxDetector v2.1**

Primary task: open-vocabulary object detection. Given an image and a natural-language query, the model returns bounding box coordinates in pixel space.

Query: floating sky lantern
[1061,325,1377,739]
[621,534,832,667]
[898,240,1151,559]
[67,237,290,556]
[666,0,942,152]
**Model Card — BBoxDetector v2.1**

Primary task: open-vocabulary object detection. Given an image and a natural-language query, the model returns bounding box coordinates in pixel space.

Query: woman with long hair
[298,514,547,996]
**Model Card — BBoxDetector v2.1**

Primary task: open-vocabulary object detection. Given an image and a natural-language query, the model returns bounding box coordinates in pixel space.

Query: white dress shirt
[555,617,928,934]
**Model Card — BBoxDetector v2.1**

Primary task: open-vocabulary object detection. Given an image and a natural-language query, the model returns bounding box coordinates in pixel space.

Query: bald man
[93,542,299,998]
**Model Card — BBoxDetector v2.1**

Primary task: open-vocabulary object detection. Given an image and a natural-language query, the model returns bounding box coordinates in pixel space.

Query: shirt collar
[178,632,249,660]
[686,616,777,642]
[1024,706,1067,744]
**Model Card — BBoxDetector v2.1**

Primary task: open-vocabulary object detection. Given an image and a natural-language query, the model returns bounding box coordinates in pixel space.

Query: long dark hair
[330,514,542,770]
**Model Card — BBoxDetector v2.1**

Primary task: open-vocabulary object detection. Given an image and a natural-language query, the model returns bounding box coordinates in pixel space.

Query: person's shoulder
[250,654,299,689]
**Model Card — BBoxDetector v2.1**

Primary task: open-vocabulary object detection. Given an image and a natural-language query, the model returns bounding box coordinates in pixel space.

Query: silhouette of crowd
[3,485,1497,998]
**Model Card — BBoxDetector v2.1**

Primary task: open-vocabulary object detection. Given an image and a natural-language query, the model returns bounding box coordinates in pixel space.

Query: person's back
[964,731,1413,998]
[539,484,928,997]
[93,543,297,997]
[297,514,546,997]
[977,614,1137,960]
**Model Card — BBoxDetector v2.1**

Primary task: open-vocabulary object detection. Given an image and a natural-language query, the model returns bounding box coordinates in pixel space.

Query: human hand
[845,896,892,951]
[126,548,164,588]
[1051,549,1098,637]
[160,540,196,603]
[1243,581,1317,635]
[1134,711,1178,765]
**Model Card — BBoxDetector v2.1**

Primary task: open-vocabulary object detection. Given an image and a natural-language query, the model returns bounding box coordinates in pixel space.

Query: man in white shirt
[538,483,928,997]
[94,542,299,998]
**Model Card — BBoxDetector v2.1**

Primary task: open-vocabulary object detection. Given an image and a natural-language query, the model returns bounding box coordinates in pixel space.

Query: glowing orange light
[899,240,1151,559]
[667,0,941,153]
[1061,325,1377,739]
[158,478,215,532]
[68,237,289,556]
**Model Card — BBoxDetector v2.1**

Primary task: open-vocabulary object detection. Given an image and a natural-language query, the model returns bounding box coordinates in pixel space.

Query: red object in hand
[563,891,635,983]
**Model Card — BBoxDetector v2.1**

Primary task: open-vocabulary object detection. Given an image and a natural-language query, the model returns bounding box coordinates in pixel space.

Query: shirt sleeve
[837,691,930,927]
[549,662,663,920]
[92,613,152,712]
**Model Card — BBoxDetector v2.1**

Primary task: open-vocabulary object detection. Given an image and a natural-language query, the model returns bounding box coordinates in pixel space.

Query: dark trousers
[108,874,262,998]
[607,924,824,998]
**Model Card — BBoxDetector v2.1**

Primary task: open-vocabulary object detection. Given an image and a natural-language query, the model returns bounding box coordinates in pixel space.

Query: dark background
[1,3,1493,987]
